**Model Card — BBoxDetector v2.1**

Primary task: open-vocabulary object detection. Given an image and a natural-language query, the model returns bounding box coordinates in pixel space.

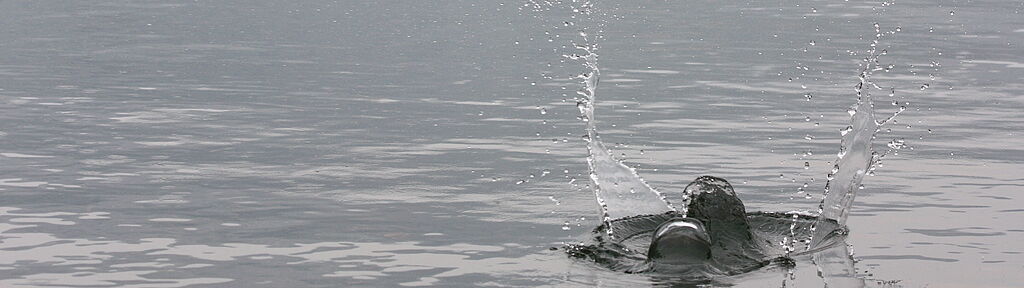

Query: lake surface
[1,0,1022,287]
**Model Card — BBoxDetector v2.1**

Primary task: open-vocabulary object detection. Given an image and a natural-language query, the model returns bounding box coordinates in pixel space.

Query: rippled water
[1,0,1022,287]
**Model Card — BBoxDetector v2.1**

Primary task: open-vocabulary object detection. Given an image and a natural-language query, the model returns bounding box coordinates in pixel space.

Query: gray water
[1,0,1022,287]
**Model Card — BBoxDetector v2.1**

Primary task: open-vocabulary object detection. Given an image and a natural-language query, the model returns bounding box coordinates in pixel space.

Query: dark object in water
[566,176,844,278]
[646,218,711,265]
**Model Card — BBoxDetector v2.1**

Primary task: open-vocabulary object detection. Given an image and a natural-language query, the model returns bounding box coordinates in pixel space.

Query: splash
[809,23,906,248]
[556,3,907,252]
[565,4,675,236]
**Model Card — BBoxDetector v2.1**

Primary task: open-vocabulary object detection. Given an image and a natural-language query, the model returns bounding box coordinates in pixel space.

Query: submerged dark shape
[647,218,711,265]
[566,176,844,279]
[646,176,766,273]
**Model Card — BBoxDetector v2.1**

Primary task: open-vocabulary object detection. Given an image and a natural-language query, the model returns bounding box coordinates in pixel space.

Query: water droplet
[540,108,547,115]
[840,126,853,136]
[920,84,929,90]
[887,139,906,149]
[809,40,816,46]
[804,162,810,169]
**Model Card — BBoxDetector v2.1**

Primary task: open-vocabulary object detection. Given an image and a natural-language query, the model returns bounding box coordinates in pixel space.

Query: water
[566,178,847,282]
[572,3,677,228]
[567,0,869,278]
[1,0,1022,287]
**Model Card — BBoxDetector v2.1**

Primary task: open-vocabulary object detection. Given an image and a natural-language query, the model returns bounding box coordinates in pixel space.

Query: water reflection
[808,242,865,288]
[642,241,867,288]
[1,206,570,287]
[0,0,1021,286]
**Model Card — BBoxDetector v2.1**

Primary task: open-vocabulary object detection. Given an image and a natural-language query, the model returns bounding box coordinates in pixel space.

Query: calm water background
[1,0,1022,287]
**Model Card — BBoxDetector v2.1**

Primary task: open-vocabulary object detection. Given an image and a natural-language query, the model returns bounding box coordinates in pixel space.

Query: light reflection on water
[1,206,572,287]
[0,0,1021,287]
